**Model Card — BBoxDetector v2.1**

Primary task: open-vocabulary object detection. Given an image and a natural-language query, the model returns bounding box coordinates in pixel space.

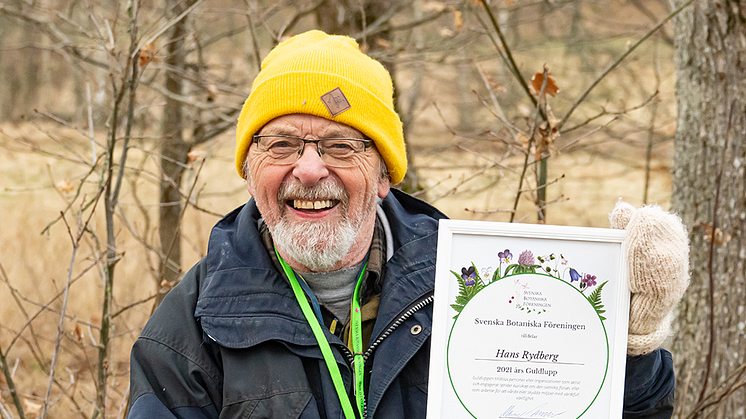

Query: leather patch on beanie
[320,87,351,117]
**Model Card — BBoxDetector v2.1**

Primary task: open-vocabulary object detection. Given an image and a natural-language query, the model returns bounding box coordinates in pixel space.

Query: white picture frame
[427,220,629,419]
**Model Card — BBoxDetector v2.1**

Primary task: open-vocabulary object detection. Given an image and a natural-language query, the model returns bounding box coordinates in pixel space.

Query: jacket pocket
[219,391,317,419]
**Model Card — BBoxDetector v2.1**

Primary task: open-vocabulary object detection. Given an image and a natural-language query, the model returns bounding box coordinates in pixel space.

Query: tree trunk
[671,1,746,417]
[158,0,194,302]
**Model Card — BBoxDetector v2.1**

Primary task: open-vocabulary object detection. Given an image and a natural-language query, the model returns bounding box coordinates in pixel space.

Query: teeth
[292,200,334,210]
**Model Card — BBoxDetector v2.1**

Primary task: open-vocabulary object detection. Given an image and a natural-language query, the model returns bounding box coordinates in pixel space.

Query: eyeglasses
[252,134,373,167]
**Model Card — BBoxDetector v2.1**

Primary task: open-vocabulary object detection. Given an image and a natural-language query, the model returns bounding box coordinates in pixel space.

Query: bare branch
[134,0,205,58]
[42,213,80,419]
[0,4,110,70]
[476,0,541,114]
[557,0,697,131]
[510,65,548,223]
[277,0,325,39]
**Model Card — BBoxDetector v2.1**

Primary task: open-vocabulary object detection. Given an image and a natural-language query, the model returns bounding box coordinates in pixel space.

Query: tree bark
[671,1,746,417]
[158,0,195,301]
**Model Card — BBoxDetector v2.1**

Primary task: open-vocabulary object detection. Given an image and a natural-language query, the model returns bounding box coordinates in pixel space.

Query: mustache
[277,180,349,204]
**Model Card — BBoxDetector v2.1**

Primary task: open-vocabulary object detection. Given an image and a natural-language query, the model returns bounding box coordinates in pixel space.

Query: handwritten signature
[500,403,567,418]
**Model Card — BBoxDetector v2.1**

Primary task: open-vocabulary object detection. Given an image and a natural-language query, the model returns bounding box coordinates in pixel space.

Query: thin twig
[111,293,158,319]
[112,5,142,208]
[510,64,548,222]
[557,0,697,131]
[475,62,520,140]
[86,83,96,165]
[477,0,538,110]
[245,0,262,72]
[686,361,746,418]
[559,92,657,135]
[1,259,101,355]
[0,257,49,371]
[0,4,111,70]
[277,0,325,39]
[0,343,26,419]
[42,213,80,419]
[643,37,661,204]
[133,0,204,58]
[0,399,15,419]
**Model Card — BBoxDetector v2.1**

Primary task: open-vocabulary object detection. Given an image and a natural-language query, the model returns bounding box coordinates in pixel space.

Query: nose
[292,143,329,186]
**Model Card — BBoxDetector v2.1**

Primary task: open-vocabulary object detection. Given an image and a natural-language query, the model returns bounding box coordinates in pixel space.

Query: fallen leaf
[139,43,156,68]
[56,180,75,194]
[74,324,84,342]
[530,71,560,97]
[423,1,447,11]
[188,149,205,164]
[454,11,463,31]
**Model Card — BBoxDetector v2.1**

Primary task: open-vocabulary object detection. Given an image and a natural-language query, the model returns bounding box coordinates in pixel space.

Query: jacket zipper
[332,292,434,419]
[364,293,433,360]
[360,292,434,418]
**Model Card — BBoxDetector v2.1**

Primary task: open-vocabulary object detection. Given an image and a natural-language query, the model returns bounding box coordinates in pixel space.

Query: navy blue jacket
[128,189,674,418]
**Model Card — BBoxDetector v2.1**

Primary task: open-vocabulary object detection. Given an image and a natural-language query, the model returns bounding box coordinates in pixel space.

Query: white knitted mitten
[610,201,690,356]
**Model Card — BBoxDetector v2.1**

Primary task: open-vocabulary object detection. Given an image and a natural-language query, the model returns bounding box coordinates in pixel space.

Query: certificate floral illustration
[427,220,629,419]
[451,249,608,320]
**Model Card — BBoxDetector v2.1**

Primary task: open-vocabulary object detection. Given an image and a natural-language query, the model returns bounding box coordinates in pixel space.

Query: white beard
[269,216,359,271]
[261,179,374,272]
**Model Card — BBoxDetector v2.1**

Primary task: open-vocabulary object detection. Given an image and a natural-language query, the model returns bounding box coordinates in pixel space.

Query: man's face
[246,114,390,271]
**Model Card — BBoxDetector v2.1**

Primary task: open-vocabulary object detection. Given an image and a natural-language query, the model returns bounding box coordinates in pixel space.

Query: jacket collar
[195,189,447,348]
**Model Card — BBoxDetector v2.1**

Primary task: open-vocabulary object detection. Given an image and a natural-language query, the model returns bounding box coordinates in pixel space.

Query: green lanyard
[275,248,367,419]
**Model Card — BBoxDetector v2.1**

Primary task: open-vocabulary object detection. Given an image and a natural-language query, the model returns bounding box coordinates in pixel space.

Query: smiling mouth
[288,199,338,212]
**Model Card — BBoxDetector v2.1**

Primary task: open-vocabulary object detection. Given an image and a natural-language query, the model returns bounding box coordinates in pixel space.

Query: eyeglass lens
[255,135,368,167]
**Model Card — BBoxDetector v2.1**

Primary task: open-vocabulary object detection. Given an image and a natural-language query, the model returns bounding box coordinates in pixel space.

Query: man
[128,30,688,419]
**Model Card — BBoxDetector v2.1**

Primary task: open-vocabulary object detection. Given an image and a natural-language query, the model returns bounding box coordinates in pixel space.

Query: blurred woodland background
[0,0,744,418]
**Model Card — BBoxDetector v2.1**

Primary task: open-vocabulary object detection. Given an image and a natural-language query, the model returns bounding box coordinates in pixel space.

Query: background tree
[158,0,198,298]
[671,0,746,417]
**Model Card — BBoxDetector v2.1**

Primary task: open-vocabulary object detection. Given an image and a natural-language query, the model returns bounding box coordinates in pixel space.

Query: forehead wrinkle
[260,115,362,139]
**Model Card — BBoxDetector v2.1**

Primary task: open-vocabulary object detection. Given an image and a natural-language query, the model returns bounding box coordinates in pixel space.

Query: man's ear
[247,179,254,196]
[377,177,390,199]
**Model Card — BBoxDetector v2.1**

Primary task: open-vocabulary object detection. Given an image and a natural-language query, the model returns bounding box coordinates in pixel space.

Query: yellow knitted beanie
[235,30,407,184]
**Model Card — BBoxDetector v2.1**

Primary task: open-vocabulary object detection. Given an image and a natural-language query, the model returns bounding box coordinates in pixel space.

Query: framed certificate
[427,220,629,419]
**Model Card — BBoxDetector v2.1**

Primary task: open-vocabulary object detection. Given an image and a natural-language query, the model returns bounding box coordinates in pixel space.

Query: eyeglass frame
[251,134,373,164]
